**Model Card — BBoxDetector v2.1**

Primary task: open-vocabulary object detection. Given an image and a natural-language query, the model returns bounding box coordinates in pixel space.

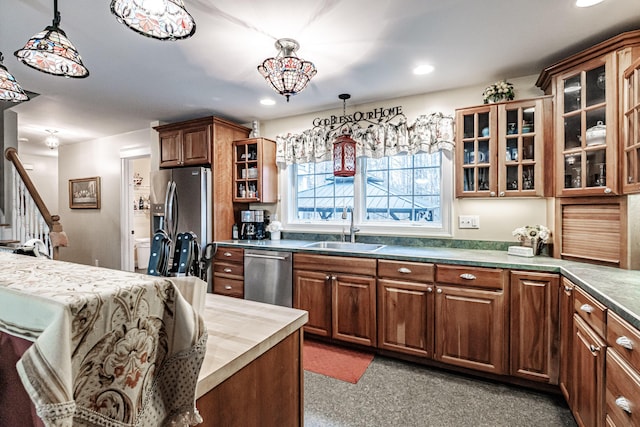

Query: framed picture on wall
[69,177,101,209]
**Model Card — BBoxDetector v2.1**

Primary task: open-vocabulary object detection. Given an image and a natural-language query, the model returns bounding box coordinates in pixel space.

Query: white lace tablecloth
[0,253,207,427]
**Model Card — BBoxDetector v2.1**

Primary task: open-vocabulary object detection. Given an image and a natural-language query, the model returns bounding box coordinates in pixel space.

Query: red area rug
[303,339,374,384]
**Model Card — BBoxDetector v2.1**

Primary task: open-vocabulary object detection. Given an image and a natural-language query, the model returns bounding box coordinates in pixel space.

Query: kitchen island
[0,252,307,427]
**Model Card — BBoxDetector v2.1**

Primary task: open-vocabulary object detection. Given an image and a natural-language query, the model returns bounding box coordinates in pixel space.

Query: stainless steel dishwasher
[244,249,293,307]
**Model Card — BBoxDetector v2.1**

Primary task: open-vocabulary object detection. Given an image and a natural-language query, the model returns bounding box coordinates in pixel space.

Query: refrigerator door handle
[165,181,178,241]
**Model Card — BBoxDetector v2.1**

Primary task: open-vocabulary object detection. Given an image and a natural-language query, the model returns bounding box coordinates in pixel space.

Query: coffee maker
[240,210,266,240]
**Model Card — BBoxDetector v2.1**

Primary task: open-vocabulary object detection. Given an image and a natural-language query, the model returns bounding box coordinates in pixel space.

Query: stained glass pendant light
[111,0,196,40]
[257,38,316,102]
[333,94,357,177]
[14,0,89,78]
[0,53,29,102]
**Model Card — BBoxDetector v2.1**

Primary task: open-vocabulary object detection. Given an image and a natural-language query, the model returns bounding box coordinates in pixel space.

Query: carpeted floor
[304,356,577,427]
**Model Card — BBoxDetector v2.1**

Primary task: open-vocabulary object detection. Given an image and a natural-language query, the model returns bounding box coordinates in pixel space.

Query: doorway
[120,153,151,272]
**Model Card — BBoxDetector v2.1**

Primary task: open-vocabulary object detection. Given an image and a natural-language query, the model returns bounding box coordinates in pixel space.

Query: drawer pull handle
[397,267,412,274]
[580,304,594,314]
[224,285,232,290]
[616,336,634,350]
[564,286,572,293]
[615,396,632,414]
[223,252,232,257]
[223,268,232,273]
[589,344,601,353]
[460,273,476,280]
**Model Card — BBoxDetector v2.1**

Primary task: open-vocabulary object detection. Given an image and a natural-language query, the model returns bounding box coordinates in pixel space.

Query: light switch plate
[458,215,480,229]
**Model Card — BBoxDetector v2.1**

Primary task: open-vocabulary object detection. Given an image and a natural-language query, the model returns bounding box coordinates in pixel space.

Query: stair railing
[4,147,67,259]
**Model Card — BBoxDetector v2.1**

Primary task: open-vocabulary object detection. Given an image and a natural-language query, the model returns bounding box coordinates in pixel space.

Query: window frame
[279,151,454,237]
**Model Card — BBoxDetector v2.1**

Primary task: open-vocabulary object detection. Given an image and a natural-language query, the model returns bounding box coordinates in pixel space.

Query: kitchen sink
[303,241,386,252]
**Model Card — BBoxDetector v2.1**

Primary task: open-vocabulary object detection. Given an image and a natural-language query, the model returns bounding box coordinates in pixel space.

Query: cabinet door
[559,278,575,403]
[510,271,560,383]
[182,125,211,166]
[623,57,640,194]
[572,314,606,427]
[333,274,376,347]
[606,348,640,427]
[378,279,434,358]
[555,54,618,196]
[434,285,507,374]
[497,97,552,197]
[159,130,182,167]
[293,270,331,337]
[456,105,497,197]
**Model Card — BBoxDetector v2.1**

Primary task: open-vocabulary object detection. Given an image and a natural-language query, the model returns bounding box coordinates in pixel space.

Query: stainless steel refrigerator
[150,167,212,281]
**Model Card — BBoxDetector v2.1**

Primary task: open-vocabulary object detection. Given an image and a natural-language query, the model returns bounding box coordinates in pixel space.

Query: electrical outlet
[458,215,480,229]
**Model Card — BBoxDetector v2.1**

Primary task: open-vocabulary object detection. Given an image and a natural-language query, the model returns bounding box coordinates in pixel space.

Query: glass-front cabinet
[623,57,640,194]
[456,105,496,197]
[456,97,551,198]
[554,55,617,196]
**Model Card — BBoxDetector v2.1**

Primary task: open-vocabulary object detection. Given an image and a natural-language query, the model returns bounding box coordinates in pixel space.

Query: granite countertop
[216,239,640,331]
[196,294,308,399]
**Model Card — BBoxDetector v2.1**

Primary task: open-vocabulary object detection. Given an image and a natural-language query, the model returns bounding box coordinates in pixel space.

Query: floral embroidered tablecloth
[0,252,207,427]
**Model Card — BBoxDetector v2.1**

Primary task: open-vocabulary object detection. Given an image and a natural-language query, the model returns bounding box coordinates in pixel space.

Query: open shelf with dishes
[232,138,277,203]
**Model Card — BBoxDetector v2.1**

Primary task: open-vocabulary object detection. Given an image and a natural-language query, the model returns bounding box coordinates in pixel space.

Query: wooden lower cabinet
[293,254,377,347]
[196,330,303,427]
[377,259,435,358]
[212,247,244,298]
[510,271,560,384]
[606,348,640,427]
[559,278,575,402]
[377,279,434,358]
[572,314,606,427]
[293,270,332,337]
[434,284,507,374]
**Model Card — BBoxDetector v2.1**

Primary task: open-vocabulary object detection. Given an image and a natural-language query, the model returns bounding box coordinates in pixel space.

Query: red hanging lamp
[333,94,357,177]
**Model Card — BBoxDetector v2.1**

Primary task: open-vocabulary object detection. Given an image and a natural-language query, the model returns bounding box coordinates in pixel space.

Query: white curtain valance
[276,112,454,165]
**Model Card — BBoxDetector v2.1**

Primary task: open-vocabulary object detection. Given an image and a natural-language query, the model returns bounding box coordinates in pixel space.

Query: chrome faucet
[342,206,359,243]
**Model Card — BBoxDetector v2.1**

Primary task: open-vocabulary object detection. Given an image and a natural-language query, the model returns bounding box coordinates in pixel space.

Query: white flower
[512,225,551,244]
[267,221,283,232]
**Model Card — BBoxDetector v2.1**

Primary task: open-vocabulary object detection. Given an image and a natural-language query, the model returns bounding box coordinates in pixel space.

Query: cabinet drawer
[213,262,244,278]
[435,265,505,290]
[606,348,640,426]
[214,247,244,263]
[378,260,434,282]
[293,253,376,276]
[213,276,244,298]
[574,286,607,338]
[607,311,640,371]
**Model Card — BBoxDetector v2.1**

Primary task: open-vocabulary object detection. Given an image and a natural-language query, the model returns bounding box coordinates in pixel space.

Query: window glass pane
[292,152,444,227]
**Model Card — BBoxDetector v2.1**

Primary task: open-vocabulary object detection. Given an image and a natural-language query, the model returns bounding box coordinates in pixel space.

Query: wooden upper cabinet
[233,138,277,203]
[156,122,211,168]
[536,30,640,197]
[455,97,551,198]
[623,57,640,194]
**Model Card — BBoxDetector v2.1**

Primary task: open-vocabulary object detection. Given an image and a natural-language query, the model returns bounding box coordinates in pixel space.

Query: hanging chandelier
[333,94,357,177]
[257,38,316,102]
[14,0,89,78]
[0,53,29,102]
[110,0,196,41]
[45,130,60,150]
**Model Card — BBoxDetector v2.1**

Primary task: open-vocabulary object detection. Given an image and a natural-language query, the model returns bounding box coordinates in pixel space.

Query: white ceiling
[2,0,640,156]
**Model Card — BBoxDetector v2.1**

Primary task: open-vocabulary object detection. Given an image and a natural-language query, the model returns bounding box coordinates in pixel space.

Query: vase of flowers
[512,225,550,255]
[483,80,515,104]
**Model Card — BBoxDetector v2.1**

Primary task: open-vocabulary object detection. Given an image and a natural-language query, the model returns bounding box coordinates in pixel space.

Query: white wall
[20,153,59,214]
[57,127,156,269]
[260,75,552,242]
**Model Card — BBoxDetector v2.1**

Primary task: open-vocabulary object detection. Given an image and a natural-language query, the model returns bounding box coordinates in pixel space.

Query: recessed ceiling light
[413,64,434,75]
[576,0,604,7]
[260,98,276,106]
